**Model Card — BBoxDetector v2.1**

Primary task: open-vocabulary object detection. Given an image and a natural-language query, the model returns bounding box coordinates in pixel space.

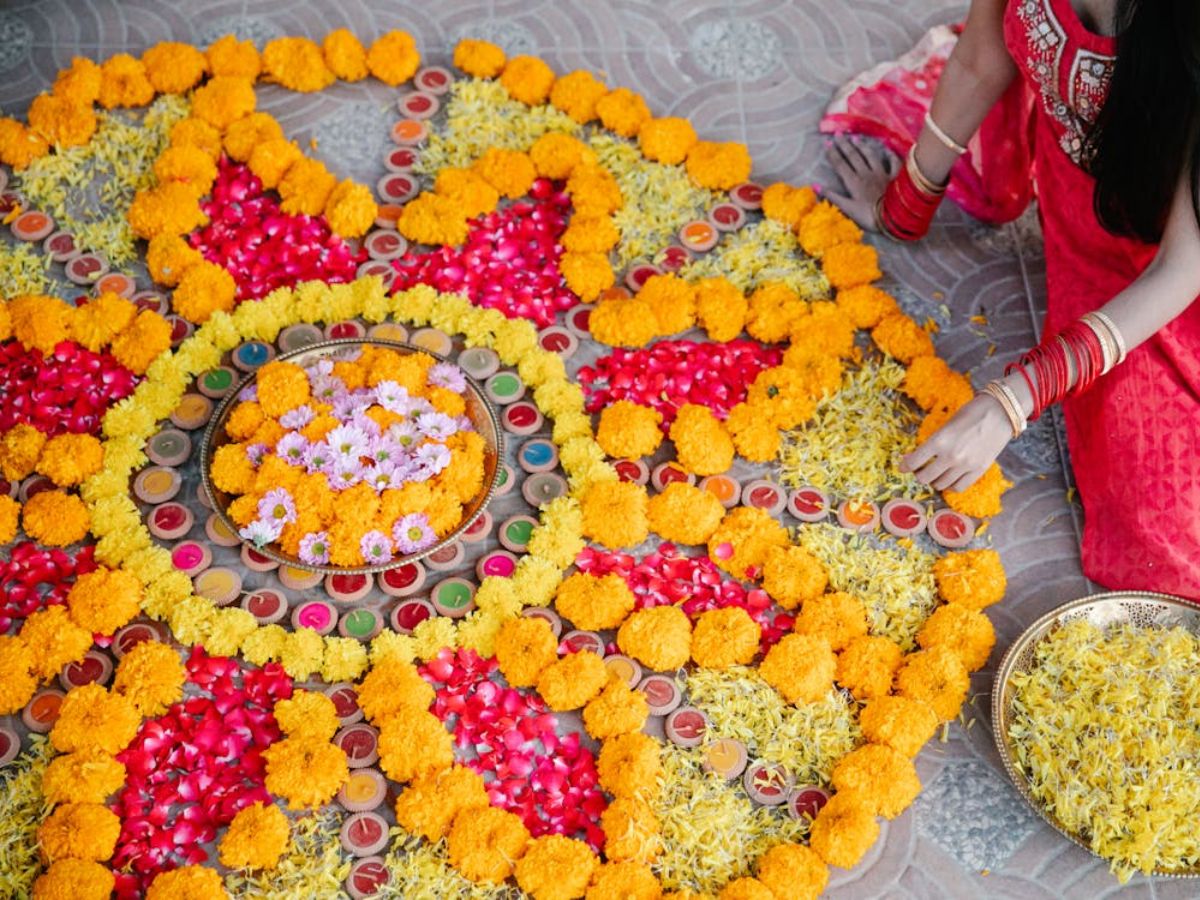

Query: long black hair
[1086,0,1200,244]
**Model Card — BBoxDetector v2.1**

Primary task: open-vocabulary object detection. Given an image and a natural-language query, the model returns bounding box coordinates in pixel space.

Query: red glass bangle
[877,166,943,242]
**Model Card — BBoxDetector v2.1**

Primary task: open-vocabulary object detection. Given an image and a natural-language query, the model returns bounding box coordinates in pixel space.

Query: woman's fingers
[946,467,987,494]
[931,465,965,491]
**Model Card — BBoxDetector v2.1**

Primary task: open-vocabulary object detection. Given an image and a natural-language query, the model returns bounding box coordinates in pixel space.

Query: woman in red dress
[824,0,1200,599]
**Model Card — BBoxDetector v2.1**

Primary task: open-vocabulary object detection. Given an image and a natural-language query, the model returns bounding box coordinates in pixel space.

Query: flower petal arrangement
[0,29,1030,900]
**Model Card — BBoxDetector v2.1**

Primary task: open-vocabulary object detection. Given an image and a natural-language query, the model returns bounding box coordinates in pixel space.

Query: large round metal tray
[991,590,1200,878]
[199,338,503,575]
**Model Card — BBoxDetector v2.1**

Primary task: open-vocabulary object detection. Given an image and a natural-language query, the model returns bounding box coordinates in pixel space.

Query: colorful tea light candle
[325,573,373,604]
[409,327,452,356]
[94,271,136,297]
[147,502,193,540]
[241,544,280,573]
[881,499,928,538]
[665,706,709,749]
[415,66,453,94]
[241,588,289,625]
[64,252,109,285]
[132,290,168,313]
[170,393,213,430]
[364,229,408,261]
[651,462,695,492]
[204,513,241,547]
[566,305,592,337]
[498,515,538,553]
[603,654,642,689]
[431,577,476,618]
[493,462,516,497]
[390,598,436,634]
[11,209,54,241]
[522,606,562,637]
[504,401,544,436]
[638,675,682,717]
[518,438,559,474]
[422,541,464,572]
[18,475,54,502]
[654,244,692,272]
[458,347,500,381]
[278,565,324,591]
[1,478,15,500]
[613,458,650,485]
[167,315,193,347]
[375,173,419,204]
[197,366,237,398]
[194,567,243,606]
[59,651,113,692]
[699,475,741,509]
[708,202,747,232]
[384,147,420,172]
[278,323,324,353]
[521,472,568,508]
[325,683,365,725]
[743,480,786,517]
[335,723,381,768]
[743,761,793,806]
[460,509,492,544]
[340,811,391,857]
[146,428,192,467]
[485,371,526,404]
[678,220,719,253]
[929,509,975,548]
[476,550,517,580]
[325,320,367,340]
[366,322,409,343]
[292,600,337,636]
[338,768,388,813]
[134,467,182,505]
[22,688,65,733]
[624,263,662,292]
[346,856,391,900]
[232,341,274,372]
[398,91,439,120]
[171,541,212,577]
[787,486,830,522]
[730,182,765,210]
[43,230,80,262]
[339,607,383,641]
[787,785,831,821]
[390,118,428,146]
[0,727,19,768]
[837,499,880,533]
[704,738,748,780]
[537,325,579,358]
[112,622,160,658]
[561,630,605,657]
[378,561,427,598]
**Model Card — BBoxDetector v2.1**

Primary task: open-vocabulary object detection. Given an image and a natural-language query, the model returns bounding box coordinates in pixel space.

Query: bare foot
[822,134,899,231]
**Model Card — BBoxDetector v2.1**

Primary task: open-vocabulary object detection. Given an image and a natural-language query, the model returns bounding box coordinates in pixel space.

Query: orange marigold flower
[587,296,659,348]
[0,635,36,715]
[943,462,1011,519]
[0,494,18,545]
[685,141,752,191]
[581,480,650,550]
[669,403,734,476]
[793,590,869,652]
[21,489,90,548]
[638,116,697,166]
[724,400,782,463]
[218,801,290,870]
[835,284,900,329]
[172,260,237,324]
[587,861,662,900]
[435,167,499,217]
[718,878,773,900]
[707,505,789,580]
[191,75,257,130]
[448,805,531,884]
[97,54,154,109]
[761,183,818,228]
[901,355,973,412]
[153,144,218,196]
[377,707,453,782]
[932,548,1006,610]
[515,834,598,900]
[537,649,608,712]
[52,57,102,104]
[146,866,229,899]
[273,689,340,741]
[128,180,209,240]
[691,607,760,670]
[645,481,724,546]
[500,55,556,105]
[0,117,49,169]
[66,566,139,636]
[28,93,96,148]
[859,695,939,758]
[759,633,837,705]
[831,744,921,819]
[596,87,651,138]
[38,802,120,863]
[112,640,186,717]
[473,146,537,199]
[694,276,747,342]
[169,116,223,161]
[357,656,435,724]
[494,615,559,689]
[617,606,692,672]
[324,178,378,238]
[549,69,608,123]
[916,602,996,672]
[835,634,903,701]
[561,251,616,303]
[596,400,663,460]
[562,215,620,254]
[453,38,506,78]
[50,683,140,753]
[583,674,650,740]
[142,42,207,94]
[599,795,660,863]
[222,111,284,163]
[0,422,48,481]
[567,164,623,217]
[255,359,311,417]
[110,309,171,375]
[755,842,828,900]
[555,572,635,632]
[367,30,421,86]
[808,789,879,869]
[822,242,882,291]
[210,443,255,495]
[597,732,661,800]
[32,859,115,900]
[760,544,827,610]
[322,28,369,81]
[638,272,696,336]
[247,138,303,190]
[278,157,337,216]
[894,645,970,722]
[262,36,335,92]
[263,736,350,809]
[796,201,862,257]
[207,34,261,80]
[394,763,489,841]
[871,312,935,363]
[787,300,857,360]
[146,233,203,287]
[9,294,72,355]
[529,131,595,179]
[746,281,808,344]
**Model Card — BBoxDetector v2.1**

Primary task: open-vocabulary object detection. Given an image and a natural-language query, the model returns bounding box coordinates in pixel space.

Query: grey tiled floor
[0,0,1183,896]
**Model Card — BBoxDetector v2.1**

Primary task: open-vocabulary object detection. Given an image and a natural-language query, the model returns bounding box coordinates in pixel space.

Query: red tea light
[423,541,464,571]
[375,173,418,204]
[1,478,15,500]
[493,462,516,497]
[367,322,409,343]
[42,230,80,262]
[503,401,544,436]
[338,768,388,812]
[23,689,65,733]
[241,588,289,625]
[384,147,420,172]
[194,567,242,606]
[743,480,785,516]
[325,320,367,341]
[94,271,135,297]
[390,118,428,146]
[339,607,383,642]
[279,565,324,591]
[498,515,538,553]
[325,682,365,725]
[147,502,193,540]
[458,347,500,381]
[730,182,765,210]
[374,203,404,229]
[566,305,592,337]
[537,325,578,358]
[146,428,192,467]
[326,572,373,604]
[346,856,391,900]
[624,263,662,292]
[665,706,709,749]
[0,727,20,768]
[431,577,476,618]
[522,472,568,508]
[654,244,692,272]
[460,509,493,544]
[356,261,396,287]
[390,597,436,634]
[131,290,168,314]
[134,467,182,504]
[364,229,408,261]
[409,327,453,356]
[397,91,439,120]
[787,784,831,821]
[699,474,741,509]
[743,761,794,806]
[603,654,642,689]
[0,190,20,215]
[704,738,748,780]
[787,486,830,523]
[678,220,718,253]
[113,621,161,658]
[293,600,337,635]
[708,203,747,232]
[476,550,517,580]
[415,66,453,95]
[379,561,426,597]
[64,252,109,285]
[485,371,526,405]
[197,366,237,398]
[561,630,605,657]
[241,544,280,573]
[929,509,976,549]
[204,513,241,548]
[171,540,212,577]
[170,393,213,431]
[167,314,193,347]
[837,499,880,533]
[614,458,650,485]
[59,651,113,692]
[11,209,54,241]
[518,438,559,474]
[651,462,695,492]
[341,811,390,857]
[335,723,381,768]
[522,606,562,637]
[18,474,55,502]
[638,674,682,717]
[881,498,928,538]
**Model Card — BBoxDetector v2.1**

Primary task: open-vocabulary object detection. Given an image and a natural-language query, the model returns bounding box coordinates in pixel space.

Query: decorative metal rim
[198,337,505,576]
[991,590,1200,879]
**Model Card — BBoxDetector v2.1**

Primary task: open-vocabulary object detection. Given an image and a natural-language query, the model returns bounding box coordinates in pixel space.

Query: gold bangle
[982,381,1026,439]
[906,147,947,196]
[1089,310,1127,366]
[1080,313,1115,373]
[924,111,968,155]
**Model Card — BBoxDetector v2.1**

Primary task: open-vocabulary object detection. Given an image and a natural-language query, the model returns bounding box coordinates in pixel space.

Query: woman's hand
[822,135,899,231]
[899,394,1013,491]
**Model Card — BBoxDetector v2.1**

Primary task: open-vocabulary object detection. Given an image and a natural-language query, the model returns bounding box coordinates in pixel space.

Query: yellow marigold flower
[822,242,882,291]
[561,251,616,303]
[555,572,636,631]
[761,183,818,229]
[567,164,623,217]
[9,294,72,355]
[142,42,207,94]
[274,689,340,741]
[755,843,828,900]
[638,272,696,335]
[27,93,96,148]
[72,291,136,350]
[222,111,284,163]
[172,260,237,324]
[871,311,935,364]
[597,731,661,800]
[110,309,172,375]
[453,38,506,78]
[645,481,724,546]
[537,649,608,711]
[638,116,697,166]
[0,422,48,481]
[527,494,586,568]
[33,859,115,900]
[512,554,562,608]
[530,131,595,179]
[322,28,369,81]
[0,494,18,545]
[52,56,102,104]
[707,505,789,580]
[895,645,970,722]
[65,566,139,635]
[561,215,619,254]
[685,141,752,191]
[835,284,900,329]
[793,590,869,652]
[192,74,257,132]
[796,201,862,257]
[943,462,1011,519]
[21,490,90,548]
[693,276,747,342]
[596,87,651,137]
[262,36,335,92]
[367,30,421,86]
[580,480,649,550]
[324,178,378,239]
[584,674,650,740]
[397,191,470,245]
[691,607,760,670]
[617,606,691,672]
[759,633,837,705]
[255,360,310,417]
[37,432,103,488]
[394,764,489,841]
[746,281,807,344]
[916,602,996,672]
[0,117,49,169]
[549,69,608,123]
[587,861,662,900]
[857,695,939,758]
[218,801,290,870]
[760,544,827,610]
[600,795,660,863]
[472,146,537,198]
[448,805,531,884]
[933,548,1005,610]
[515,834,598,900]
[831,744,921,819]
[588,296,658,348]
[595,401,662,460]
[248,138,303,189]
[112,640,186,717]
[787,301,856,361]
[38,802,120,863]
[146,865,229,899]
[278,156,337,216]
[263,736,350,809]
[97,53,154,108]
[207,34,261,79]
[377,707,453,782]
[50,683,140,754]
[669,403,734,476]
[901,355,973,412]
[500,54,556,105]
[128,180,210,240]
[835,634,903,701]
[435,167,499,218]
[0,634,36,715]
[808,789,879,869]
[718,879,773,900]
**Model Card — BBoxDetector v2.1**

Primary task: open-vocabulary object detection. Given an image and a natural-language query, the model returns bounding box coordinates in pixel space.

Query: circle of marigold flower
[273,689,340,742]
[695,276,748,343]
[555,572,636,632]
[561,251,616,303]
[830,743,922,820]
[595,87,651,138]
[755,842,828,900]
[588,295,660,348]
[142,41,208,94]
[377,707,454,783]
[32,858,115,900]
[536,649,609,712]
[0,118,49,170]
[0,634,37,715]
[322,28,369,81]
[718,877,774,900]
[394,764,490,842]
[37,802,121,863]
[447,805,531,884]
[110,309,171,375]
[495,616,558,688]
[761,182,818,229]
[529,131,595,179]
[128,181,210,241]
[53,56,102,104]
[597,731,662,799]
[8,295,71,356]
[691,607,760,670]
[453,38,506,78]
[859,695,940,759]
[617,606,693,673]
[27,93,96,148]
[66,566,141,636]
[583,675,650,740]
[514,833,598,900]
[707,505,790,581]
[835,634,903,702]
[894,645,970,722]
[760,544,827,610]
[759,633,837,705]
[587,861,662,900]
[645,481,725,547]
[170,116,223,161]
[943,462,1011,519]
[145,865,230,900]
[262,736,350,810]
[97,53,154,109]
[549,70,609,123]
[50,683,142,755]
[366,30,421,85]
[20,605,92,681]
[218,801,291,870]
[500,55,556,105]
[638,116,698,165]
[356,657,435,724]
[42,747,127,805]
[599,795,661,864]
[792,590,869,652]
[154,145,219,197]
[808,788,879,869]
[932,548,1006,610]
[262,36,334,92]
[685,140,752,190]
[562,214,620,253]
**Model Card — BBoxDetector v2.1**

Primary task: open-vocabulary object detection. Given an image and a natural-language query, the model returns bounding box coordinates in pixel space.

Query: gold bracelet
[982,381,1026,439]
[1080,313,1115,373]
[1088,310,1127,366]
[906,147,947,196]
[924,111,968,155]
